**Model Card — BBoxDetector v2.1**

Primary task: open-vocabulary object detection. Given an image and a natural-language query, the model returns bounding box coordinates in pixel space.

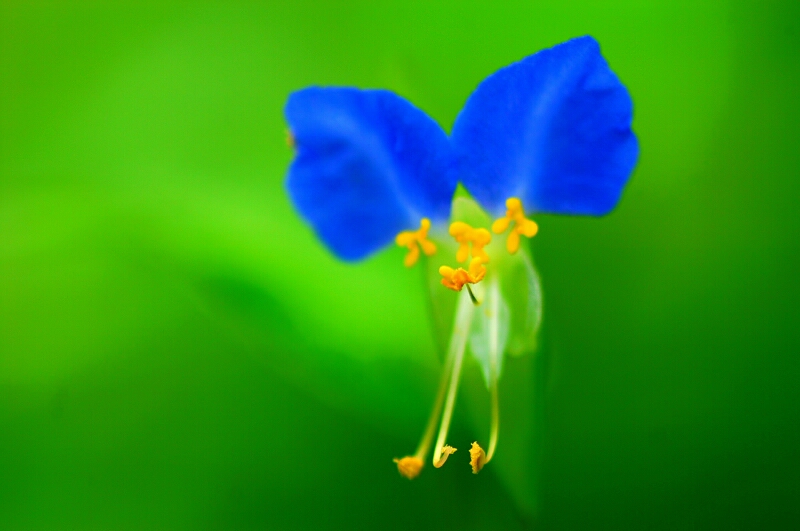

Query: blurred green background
[1,1,798,529]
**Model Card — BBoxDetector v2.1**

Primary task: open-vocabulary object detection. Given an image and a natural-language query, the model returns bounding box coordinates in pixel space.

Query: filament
[432,291,475,467]
[472,276,501,474]
[409,330,458,462]
[485,276,501,463]
[465,284,480,305]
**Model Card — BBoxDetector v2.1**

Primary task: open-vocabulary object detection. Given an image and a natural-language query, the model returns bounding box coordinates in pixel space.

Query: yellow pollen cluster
[491,197,538,254]
[449,221,492,263]
[395,218,437,267]
[439,257,486,291]
[469,442,487,474]
[393,456,424,480]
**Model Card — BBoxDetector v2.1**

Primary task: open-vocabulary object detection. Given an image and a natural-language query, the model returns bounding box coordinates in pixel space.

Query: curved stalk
[432,291,474,467]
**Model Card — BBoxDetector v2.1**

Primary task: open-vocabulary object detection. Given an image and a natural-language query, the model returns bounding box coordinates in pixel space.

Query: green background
[1,1,798,529]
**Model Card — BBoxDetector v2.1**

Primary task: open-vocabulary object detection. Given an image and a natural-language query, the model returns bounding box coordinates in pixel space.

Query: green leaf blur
[1,1,798,529]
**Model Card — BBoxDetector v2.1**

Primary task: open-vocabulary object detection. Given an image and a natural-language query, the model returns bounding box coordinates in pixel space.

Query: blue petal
[451,36,638,217]
[285,87,455,261]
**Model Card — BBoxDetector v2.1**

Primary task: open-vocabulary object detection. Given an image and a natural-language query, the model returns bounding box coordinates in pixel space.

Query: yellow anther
[393,456,424,480]
[491,197,538,254]
[448,221,492,263]
[439,257,487,292]
[286,129,295,149]
[470,442,487,474]
[395,218,437,267]
[432,445,457,468]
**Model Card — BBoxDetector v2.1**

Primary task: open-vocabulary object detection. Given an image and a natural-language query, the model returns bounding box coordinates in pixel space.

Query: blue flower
[284,35,637,479]
[451,36,638,218]
[285,88,456,262]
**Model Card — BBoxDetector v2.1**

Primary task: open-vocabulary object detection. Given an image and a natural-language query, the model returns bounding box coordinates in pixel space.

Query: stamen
[393,322,457,479]
[472,277,502,474]
[470,442,486,474]
[491,197,538,254]
[486,275,501,465]
[432,445,457,468]
[439,257,487,292]
[396,218,437,267]
[486,373,499,463]
[471,381,499,475]
[393,457,424,480]
[448,221,492,263]
[431,291,474,469]
[286,129,295,149]
[393,289,464,479]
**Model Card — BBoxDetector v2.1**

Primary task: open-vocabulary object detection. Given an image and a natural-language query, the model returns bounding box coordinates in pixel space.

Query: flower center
[449,221,492,263]
[395,218,437,267]
[438,220,492,300]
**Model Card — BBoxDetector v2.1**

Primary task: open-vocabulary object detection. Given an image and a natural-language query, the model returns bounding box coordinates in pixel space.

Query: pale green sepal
[468,275,509,387]
[501,246,543,356]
